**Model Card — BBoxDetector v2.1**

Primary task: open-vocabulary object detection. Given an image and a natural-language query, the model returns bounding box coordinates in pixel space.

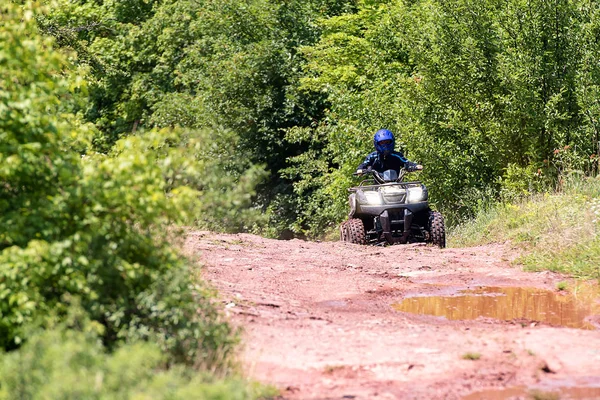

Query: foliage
[0,310,277,400]
[286,0,600,235]
[110,128,269,232]
[450,175,600,279]
[0,2,235,368]
[40,0,356,231]
[29,0,600,242]
[498,163,544,202]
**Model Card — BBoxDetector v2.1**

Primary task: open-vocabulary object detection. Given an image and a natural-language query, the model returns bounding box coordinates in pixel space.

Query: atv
[339,168,445,247]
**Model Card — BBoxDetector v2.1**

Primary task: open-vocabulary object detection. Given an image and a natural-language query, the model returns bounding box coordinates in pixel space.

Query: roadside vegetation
[37,0,600,237]
[0,3,271,398]
[450,172,600,279]
[0,306,276,400]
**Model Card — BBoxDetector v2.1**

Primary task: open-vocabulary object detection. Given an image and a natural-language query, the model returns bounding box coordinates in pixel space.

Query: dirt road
[185,232,600,400]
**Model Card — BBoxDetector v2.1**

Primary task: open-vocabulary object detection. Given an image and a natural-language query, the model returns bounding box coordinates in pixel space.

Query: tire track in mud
[185,231,600,400]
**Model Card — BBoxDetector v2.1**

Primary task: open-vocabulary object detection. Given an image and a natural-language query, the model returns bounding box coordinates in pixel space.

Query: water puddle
[393,286,600,329]
[462,385,600,399]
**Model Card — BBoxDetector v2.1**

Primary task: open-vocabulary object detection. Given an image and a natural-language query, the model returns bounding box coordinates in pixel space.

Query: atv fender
[348,193,357,218]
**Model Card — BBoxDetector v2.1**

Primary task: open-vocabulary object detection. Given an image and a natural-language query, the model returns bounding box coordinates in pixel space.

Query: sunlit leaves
[289,0,600,233]
[0,3,234,365]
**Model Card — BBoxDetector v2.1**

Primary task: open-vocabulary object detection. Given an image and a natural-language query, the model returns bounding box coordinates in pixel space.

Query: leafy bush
[110,128,269,232]
[0,2,235,368]
[498,163,544,202]
[0,309,275,400]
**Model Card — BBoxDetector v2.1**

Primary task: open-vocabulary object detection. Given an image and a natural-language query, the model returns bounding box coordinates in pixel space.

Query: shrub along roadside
[0,306,277,400]
[0,0,240,378]
[449,175,600,279]
[109,128,269,233]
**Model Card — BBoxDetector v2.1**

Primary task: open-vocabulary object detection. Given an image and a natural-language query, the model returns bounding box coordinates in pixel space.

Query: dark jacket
[358,151,418,173]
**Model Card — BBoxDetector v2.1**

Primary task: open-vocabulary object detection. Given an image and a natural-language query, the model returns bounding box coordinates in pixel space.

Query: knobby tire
[340,219,366,245]
[429,211,446,248]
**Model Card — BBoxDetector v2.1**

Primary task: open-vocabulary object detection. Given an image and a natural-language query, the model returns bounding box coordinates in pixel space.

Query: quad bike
[339,168,445,247]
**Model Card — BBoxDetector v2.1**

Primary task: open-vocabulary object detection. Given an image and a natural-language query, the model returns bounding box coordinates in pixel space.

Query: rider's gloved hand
[406,164,423,172]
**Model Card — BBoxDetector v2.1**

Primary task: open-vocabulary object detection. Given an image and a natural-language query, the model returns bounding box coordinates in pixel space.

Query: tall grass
[449,175,600,279]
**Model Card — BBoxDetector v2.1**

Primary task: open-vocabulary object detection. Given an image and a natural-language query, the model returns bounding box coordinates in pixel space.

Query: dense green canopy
[37,0,600,236]
[0,2,235,366]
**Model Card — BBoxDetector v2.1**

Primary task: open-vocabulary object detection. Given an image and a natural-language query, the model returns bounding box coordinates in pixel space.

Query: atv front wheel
[340,218,366,245]
[428,211,446,248]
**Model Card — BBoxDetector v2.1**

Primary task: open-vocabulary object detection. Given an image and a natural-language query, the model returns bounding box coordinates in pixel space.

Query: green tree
[287,0,596,233]
[40,0,355,234]
[0,2,234,366]
[576,0,600,170]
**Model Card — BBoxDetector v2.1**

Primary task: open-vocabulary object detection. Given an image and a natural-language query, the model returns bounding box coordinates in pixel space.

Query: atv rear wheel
[340,218,366,245]
[428,211,446,248]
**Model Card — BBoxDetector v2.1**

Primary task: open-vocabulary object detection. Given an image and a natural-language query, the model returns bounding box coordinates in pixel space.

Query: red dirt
[185,231,600,400]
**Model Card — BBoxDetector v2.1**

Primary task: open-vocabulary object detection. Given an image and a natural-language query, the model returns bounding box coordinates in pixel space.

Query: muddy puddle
[462,385,600,399]
[393,286,600,329]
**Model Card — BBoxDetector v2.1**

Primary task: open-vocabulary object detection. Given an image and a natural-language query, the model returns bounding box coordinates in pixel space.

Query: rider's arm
[356,152,377,173]
[392,152,422,172]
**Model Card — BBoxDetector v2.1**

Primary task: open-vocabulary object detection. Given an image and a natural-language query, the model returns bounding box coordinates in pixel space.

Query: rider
[356,129,422,175]
[356,129,423,244]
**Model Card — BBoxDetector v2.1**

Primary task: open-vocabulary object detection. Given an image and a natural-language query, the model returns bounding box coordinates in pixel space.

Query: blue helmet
[373,129,395,156]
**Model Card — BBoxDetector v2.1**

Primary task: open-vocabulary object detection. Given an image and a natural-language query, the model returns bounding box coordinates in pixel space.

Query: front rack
[348,180,422,192]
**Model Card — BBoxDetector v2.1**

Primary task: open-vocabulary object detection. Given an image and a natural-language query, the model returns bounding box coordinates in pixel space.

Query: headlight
[407,187,424,203]
[364,191,383,205]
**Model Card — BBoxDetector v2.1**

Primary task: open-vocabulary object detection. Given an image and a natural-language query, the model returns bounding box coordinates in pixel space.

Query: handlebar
[354,165,423,183]
[354,168,406,183]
